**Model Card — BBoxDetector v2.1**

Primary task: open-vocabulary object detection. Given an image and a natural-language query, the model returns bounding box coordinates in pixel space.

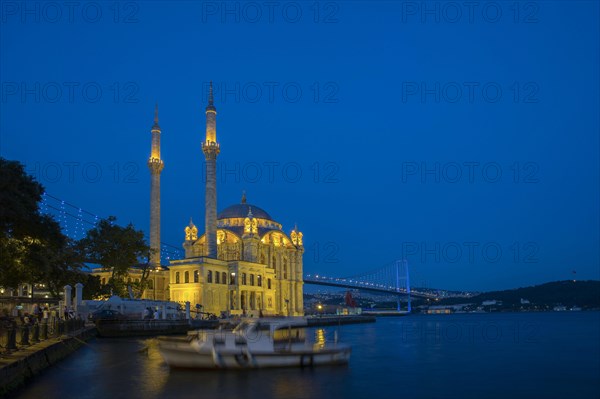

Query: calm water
[9,312,600,399]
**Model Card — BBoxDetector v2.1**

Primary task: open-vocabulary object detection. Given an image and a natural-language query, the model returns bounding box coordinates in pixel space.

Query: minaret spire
[208,81,214,107]
[202,81,220,258]
[153,103,159,127]
[148,104,164,268]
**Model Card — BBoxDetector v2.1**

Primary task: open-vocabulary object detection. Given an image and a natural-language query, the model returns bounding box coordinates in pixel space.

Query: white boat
[158,317,351,369]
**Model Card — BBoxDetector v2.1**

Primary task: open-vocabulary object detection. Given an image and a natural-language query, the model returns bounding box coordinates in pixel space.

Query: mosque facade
[150,84,304,316]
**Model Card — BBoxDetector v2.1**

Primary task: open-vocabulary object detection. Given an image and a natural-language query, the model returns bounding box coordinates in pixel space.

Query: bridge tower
[201,82,220,258]
[147,104,164,267]
[395,260,411,312]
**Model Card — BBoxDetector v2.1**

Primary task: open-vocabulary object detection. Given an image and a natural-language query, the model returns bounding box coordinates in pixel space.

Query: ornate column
[201,82,220,258]
[147,105,164,267]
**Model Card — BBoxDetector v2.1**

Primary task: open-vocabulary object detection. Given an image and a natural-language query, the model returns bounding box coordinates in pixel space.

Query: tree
[0,158,44,289]
[0,158,44,236]
[77,216,150,297]
[0,158,85,296]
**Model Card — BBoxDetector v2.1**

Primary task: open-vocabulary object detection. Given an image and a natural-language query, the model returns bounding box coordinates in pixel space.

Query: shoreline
[0,326,97,396]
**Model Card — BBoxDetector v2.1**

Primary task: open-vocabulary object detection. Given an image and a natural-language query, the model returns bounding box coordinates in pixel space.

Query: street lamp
[230,272,236,314]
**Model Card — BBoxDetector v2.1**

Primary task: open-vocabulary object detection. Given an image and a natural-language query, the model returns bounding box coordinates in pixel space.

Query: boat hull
[159,339,351,369]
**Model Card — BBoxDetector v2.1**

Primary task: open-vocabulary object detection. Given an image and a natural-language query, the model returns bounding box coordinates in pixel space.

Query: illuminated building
[168,83,304,316]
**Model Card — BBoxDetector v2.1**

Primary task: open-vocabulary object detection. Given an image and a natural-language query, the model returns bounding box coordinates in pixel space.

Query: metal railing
[0,318,86,355]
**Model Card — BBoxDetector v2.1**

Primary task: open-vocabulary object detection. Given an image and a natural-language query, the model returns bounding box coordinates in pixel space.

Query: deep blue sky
[1,1,598,291]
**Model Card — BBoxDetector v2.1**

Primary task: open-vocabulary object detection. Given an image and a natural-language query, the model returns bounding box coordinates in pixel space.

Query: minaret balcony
[202,141,220,149]
[147,157,164,173]
[202,141,221,158]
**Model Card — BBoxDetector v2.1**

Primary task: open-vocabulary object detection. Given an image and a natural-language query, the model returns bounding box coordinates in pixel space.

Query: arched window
[222,272,227,284]
[194,270,199,283]
[257,275,262,287]
[175,272,180,284]
[148,279,154,289]
[267,278,272,290]
[230,273,235,285]
[207,270,213,283]
[241,273,247,285]
[283,259,288,279]
[184,271,190,283]
[215,271,220,284]
[250,274,255,286]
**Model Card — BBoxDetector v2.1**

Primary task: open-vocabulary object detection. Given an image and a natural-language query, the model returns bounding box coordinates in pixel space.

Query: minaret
[201,82,220,258]
[147,104,164,267]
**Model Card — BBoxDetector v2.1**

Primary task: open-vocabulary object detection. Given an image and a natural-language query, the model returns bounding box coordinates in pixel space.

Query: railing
[0,318,86,355]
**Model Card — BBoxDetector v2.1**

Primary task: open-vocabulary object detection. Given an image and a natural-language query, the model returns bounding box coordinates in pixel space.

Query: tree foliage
[0,158,84,296]
[77,216,150,297]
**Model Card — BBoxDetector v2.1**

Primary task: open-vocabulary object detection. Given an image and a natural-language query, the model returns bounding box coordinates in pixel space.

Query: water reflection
[11,314,600,399]
[314,328,326,349]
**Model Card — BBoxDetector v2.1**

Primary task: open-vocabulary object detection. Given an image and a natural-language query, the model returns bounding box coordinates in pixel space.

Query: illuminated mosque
[146,83,304,317]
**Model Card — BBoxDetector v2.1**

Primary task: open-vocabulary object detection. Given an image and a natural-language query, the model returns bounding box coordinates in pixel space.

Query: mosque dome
[216,193,282,237]
[217,203,273,221]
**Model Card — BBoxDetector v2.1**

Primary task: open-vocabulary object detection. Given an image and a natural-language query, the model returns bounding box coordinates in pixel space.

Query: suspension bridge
[304,260,440,312]
[41,193,441,307]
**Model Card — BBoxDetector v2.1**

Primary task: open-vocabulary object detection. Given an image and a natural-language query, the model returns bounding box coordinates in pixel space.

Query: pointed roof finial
[206,81,216,112]
[241,190,246,204]
[294,223,298,231]
[152,103,160,130]
[189,217,194,226]
[247,206,253,218]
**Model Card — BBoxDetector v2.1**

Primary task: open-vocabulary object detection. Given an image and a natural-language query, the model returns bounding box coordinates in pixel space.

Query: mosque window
[194,270,199,283]
[241,273,247,285]
[222,272,227,284]
[184,271,190,283]
[257,275,262,287]
[214,271,219,284]
[267,279,272,289]
[250,274,255,286]
[175,272,180,284]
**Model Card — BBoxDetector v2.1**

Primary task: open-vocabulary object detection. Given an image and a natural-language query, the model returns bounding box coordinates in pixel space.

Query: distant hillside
[437,280,600,309]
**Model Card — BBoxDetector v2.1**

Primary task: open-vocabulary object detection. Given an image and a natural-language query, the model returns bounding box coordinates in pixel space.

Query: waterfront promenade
[0,319,96,395]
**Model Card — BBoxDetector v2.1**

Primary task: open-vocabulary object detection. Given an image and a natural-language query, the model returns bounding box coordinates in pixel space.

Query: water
[9,312,600,399]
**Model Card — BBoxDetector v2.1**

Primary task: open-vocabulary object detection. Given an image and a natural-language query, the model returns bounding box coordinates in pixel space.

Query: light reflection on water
[10,312,600,399]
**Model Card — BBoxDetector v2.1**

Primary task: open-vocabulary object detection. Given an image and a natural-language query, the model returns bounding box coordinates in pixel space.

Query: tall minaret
[147,104,164,267]
[202,82,220,258]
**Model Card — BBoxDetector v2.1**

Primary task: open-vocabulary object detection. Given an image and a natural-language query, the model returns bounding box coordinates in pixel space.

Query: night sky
[1,1,598,291]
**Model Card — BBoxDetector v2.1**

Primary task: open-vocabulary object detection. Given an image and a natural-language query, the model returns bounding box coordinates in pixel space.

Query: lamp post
[230,272,236,315]
[153,268,157,300]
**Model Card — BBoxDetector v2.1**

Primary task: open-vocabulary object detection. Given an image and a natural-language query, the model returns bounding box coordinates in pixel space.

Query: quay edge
[0,326,97,396]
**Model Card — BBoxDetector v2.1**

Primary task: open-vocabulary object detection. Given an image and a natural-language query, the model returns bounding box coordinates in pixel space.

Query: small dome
[217,203,274,221]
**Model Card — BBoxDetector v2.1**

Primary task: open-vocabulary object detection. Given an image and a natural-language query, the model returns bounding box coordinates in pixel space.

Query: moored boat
[158,317,351,369]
